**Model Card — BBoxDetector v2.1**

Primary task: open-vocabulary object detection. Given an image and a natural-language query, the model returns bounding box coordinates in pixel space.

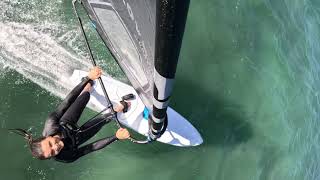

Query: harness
[59,122,79,150]
[59,107,117,149]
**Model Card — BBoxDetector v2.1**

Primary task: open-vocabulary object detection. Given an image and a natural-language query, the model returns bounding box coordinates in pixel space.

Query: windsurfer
[11,67,131,163]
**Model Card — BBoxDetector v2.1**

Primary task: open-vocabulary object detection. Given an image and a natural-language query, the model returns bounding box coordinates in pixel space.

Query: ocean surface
[1,0,320,179]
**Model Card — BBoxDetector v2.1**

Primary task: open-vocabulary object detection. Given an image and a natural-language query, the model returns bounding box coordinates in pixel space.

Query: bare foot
[114,101,131,112]
[82,83,92,93]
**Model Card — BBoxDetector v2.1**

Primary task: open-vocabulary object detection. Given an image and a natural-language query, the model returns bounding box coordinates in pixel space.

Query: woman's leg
[76,113,114,145]
[59,91,90,125]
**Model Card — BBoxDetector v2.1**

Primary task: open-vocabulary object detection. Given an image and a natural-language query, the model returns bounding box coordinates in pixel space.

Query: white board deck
[70,70,203,146]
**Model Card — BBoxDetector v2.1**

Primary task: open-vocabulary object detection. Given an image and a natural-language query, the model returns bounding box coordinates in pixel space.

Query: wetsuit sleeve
[68,136,118,162]
[42,77,91,137]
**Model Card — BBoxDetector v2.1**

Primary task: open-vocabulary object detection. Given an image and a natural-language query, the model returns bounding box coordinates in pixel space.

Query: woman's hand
[88,66,102,80]
[116,128,130,140]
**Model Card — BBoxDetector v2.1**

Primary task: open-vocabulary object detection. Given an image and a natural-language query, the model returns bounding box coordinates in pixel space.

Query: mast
[149,0,190,140]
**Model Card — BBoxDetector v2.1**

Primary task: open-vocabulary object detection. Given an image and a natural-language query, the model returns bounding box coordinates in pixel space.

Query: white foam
[0,22,92,98]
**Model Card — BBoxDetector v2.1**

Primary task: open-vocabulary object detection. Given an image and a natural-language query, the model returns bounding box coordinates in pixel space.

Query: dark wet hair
[9,128,47,160]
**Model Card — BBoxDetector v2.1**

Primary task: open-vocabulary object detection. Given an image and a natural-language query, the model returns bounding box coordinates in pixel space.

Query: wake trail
[0,22,92,98]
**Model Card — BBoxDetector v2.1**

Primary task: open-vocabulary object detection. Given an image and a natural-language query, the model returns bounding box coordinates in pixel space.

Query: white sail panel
[82,0,156,109]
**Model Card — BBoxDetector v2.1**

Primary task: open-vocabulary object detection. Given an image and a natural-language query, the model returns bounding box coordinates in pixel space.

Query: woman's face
[40,136,64,158]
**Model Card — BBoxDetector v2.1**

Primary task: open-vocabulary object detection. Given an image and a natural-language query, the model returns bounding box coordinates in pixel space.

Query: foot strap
[122,93,135,101]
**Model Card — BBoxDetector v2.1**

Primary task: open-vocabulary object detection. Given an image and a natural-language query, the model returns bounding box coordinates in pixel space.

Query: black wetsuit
[42,77,118,163]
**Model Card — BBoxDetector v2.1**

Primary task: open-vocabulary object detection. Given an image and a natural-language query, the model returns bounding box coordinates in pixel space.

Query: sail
[80,0,190,139]
[81,0,156,109]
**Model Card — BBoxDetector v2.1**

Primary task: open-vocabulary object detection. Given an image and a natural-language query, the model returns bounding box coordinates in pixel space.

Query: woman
[12,67,130,163]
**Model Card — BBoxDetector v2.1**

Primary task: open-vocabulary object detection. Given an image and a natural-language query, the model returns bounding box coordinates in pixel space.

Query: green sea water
[1,0,320,179]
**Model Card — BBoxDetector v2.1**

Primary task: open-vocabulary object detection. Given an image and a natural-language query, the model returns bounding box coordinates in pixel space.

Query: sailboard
[70,70,203,146]
[72,0,203,146]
